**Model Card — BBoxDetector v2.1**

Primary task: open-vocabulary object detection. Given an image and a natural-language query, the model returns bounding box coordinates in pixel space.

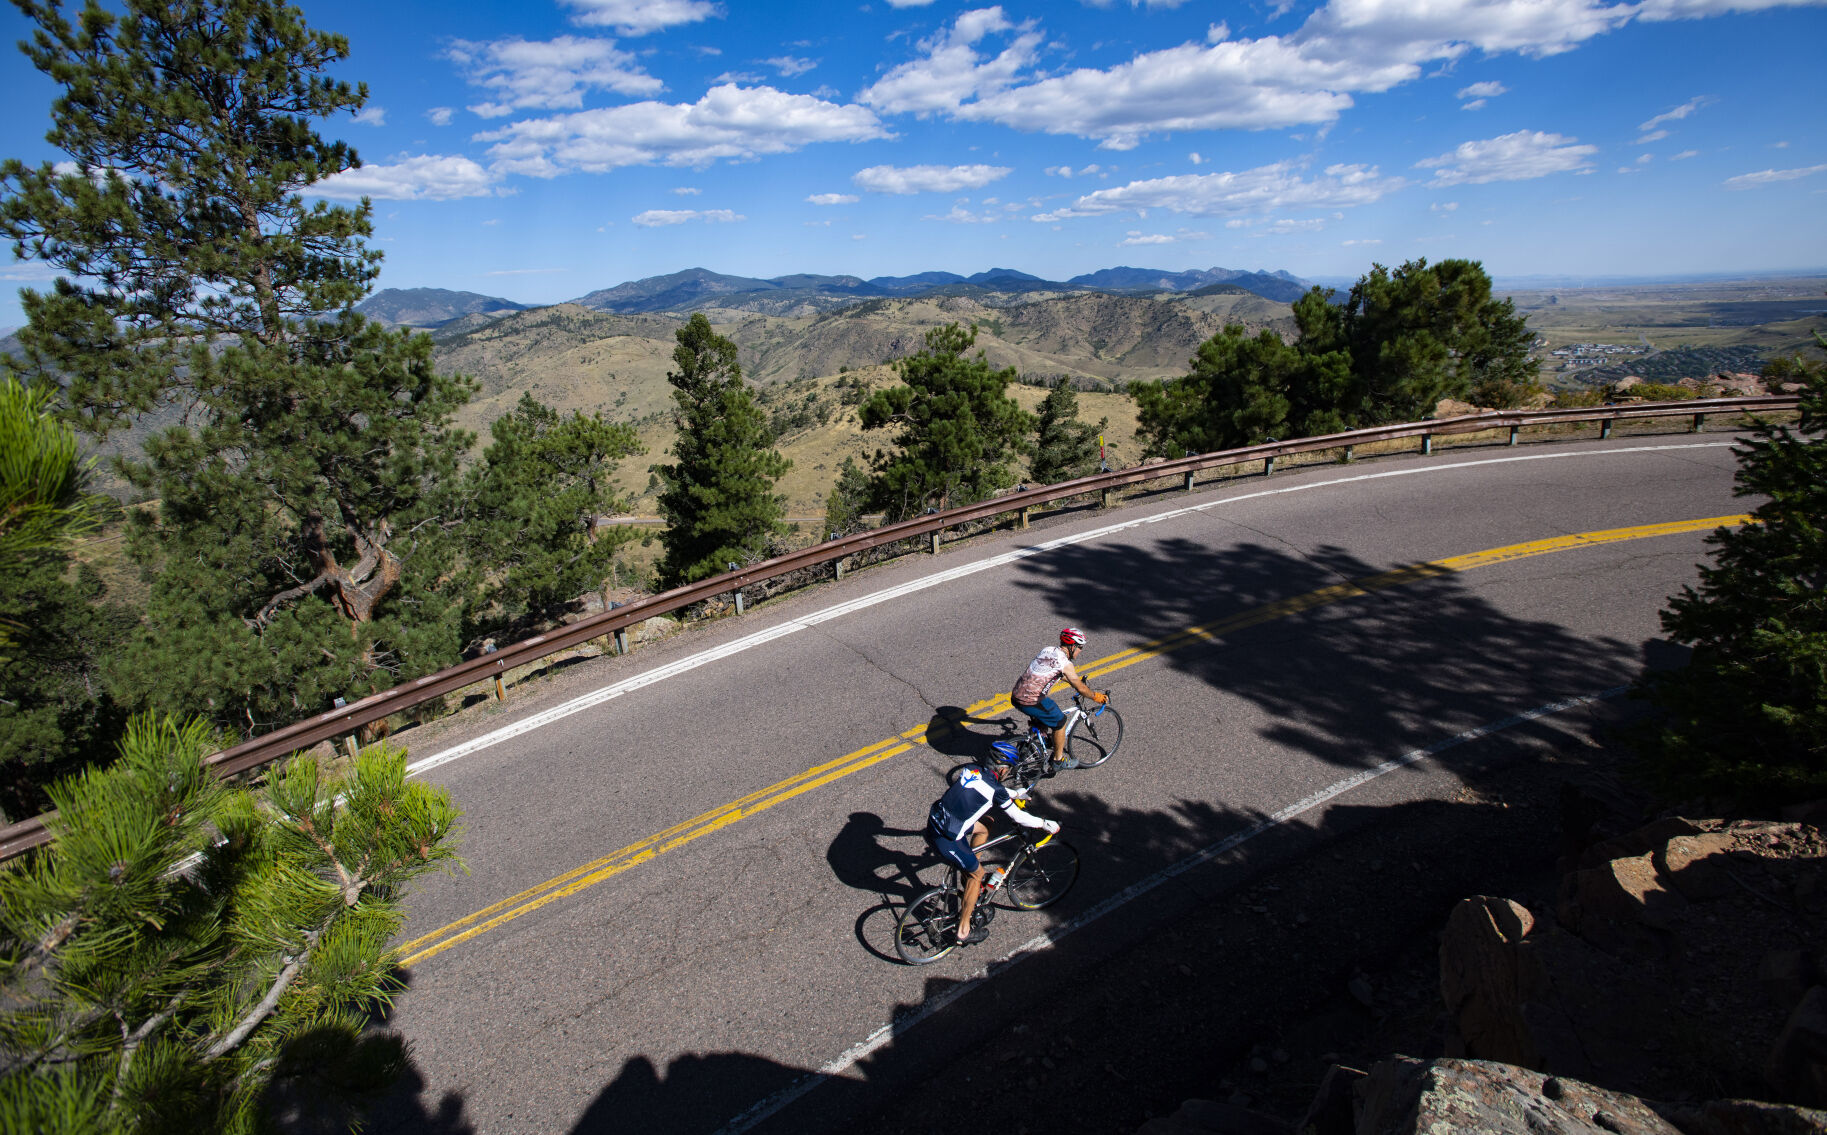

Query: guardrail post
[1421,433,1433,456]
[342,736,360,761]
[834,558,845,581]
[729,563,744,615]
[1600,418,1613,440]
[1691,413,1706,433]
[1342,445,1354,463]
[1101,487,1114,508]
[1019,505,1030,529]
[613,629,629,655]
[930,529,941,555]
[1263,457,1275,476]
[1508,425,1519,446]
[1182,471,1194,492]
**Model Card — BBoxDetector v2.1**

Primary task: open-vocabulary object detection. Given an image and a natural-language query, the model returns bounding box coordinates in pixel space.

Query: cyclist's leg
[1016,696,1073,769]
[957,822,991,940]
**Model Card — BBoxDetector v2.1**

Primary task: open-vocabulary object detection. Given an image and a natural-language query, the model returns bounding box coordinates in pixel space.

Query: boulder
[1656,832,1739,901]
[1440,897,1542,1067]
[1767,987,1827,1108]
[1354,1057,1682,1135]
[1650,1098,1827,1135]
[1558,852,1687,954]
[1579,817,1703,870]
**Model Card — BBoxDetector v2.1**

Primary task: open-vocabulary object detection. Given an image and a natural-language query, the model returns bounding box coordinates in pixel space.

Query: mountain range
[356,265,1313,328]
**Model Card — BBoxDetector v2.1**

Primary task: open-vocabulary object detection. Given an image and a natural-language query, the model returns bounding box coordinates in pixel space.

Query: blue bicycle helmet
[990,740,1022,766]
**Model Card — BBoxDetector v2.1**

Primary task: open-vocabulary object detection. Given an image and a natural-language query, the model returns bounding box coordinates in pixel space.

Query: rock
[1650,1097,1827,1135]
[1440,897,1541,1067]
[631,615,680,644]
[1558,773,1653,871]
[1656,832,1739,901]
[1580,817,1703,870]
[1558,852,1687,954]
[1354,1056,1684,1135]
[1767,987,1827,1108]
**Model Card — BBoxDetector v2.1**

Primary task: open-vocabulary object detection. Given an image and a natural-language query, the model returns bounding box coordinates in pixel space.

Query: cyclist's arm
[992,784,1051,830]
[1057,660,1103,701]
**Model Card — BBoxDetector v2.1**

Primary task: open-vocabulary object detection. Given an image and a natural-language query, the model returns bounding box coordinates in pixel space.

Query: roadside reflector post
[1182,470,1194,492]
[1600,418,1613,439]
[1508,425,1520,446]
[1691,413,1706,433]
[1421,433,1433,456]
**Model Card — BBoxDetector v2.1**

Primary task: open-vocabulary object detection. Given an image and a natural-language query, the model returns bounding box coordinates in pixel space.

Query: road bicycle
[893,830,1080,965]
[948,692,1125,798]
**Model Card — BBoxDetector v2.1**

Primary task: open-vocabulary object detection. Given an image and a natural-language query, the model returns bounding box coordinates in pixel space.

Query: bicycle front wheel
[1066,706,1124,768]
[895,888,960,964]
[1003,841,1080,910]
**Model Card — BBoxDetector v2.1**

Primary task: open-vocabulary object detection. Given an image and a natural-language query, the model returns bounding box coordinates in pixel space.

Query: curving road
[374,433,1751,1135]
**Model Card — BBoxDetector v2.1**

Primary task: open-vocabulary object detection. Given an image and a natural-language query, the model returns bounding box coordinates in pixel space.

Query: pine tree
[0,715,462,1133]
[460,393,643,627]
[1029,377,1106,485]
[1133,325,1300,457]
[653,314,791,589]
[0,378,131,819]
[0,0,477,736]
[859,323,1033,521]
[1636,355,1827,802]
[822,456,872,540]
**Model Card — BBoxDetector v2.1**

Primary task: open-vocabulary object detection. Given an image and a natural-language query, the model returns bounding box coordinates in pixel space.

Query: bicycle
[893,830,1081,965]
[946,691,1124,796]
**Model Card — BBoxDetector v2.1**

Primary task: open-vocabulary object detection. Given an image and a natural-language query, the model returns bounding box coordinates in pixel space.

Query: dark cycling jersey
[927,769,1048,842]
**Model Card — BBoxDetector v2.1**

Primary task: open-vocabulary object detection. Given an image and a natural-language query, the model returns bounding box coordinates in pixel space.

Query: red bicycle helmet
[1060,626,1087,647]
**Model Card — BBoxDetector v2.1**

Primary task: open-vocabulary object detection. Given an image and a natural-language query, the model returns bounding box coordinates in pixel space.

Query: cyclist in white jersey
[1011,627,1108,772]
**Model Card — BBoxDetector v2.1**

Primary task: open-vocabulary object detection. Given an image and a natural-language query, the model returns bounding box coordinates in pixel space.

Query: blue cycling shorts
[1014,695,1065,730]
[929,833,980,874]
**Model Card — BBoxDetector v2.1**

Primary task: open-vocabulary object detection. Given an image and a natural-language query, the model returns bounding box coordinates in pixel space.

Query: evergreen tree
[1635,355,1827,802]
[653,314,790,589]
[822,456,872,540]
[0,0,477,737]
[1134,258,1534,455]
[859,323,1033,521]
[0,377,131,819]
[460,393,643,626]
[0,715,462,1134]
[1029,376,1106,484]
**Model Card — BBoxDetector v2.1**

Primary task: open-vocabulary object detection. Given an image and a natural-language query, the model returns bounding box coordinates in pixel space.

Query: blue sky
[3,0,1825,327]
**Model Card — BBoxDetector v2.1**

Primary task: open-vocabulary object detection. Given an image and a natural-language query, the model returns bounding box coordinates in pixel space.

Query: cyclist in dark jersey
[926,764,1059,945]
[1012,626,1108,771]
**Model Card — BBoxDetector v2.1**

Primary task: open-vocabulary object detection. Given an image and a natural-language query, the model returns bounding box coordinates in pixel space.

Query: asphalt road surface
[373,432,1752,1135]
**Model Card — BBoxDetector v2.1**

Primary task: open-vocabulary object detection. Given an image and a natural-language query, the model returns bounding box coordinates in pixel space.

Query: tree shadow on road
[1010,535,1644,771]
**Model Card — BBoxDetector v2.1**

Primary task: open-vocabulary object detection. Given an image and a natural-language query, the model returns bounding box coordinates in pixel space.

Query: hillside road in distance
[372,432,1752,1135]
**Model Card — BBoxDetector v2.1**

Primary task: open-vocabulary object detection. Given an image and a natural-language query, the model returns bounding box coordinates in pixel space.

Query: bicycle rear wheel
[1002,841,1080,910]
[895,888,960,964]
[1066,706,1123,768]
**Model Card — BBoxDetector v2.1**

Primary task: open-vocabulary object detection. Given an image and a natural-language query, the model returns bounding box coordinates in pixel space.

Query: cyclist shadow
[924,704,1024,764]
[827,811,928,901]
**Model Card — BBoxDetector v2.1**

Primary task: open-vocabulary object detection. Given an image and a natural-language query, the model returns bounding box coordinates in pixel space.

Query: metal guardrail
[0,394,1800,860]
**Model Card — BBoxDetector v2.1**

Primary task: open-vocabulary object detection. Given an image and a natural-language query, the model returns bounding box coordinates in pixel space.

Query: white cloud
[477,85,888,176]
[672,185,701,194]
[352,106,387,126]
[1416,131,1597,186]
[1121,232,1174,245]
[1637,153,1653,163]
[1045,163,1105,178]
[449,36,663,118]
[1722,164,1827,189]
[855,0,1777,149]
[925,203,1002,223]
[1638,95,1713,132]
[806,192,859,204]
[1461,99,1488,111]
[426,107,455,127]
[853,162,1011,193]
[1456,81,1508,100]
[1189,152,1203,165]
[312,155,498,200]
[1671,149,1699,160]
[1036,160,1405,220]
[767,56,817,77]
[631,208,745,225]
[1431,200,1458,211]
[1636,129,1670,143]
[561,0,720,36]
[1772,140,1790,148]
[1341,238,1382,245]
[886,0,937,6]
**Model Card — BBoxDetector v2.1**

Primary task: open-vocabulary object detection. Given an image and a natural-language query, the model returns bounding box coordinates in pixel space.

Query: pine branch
[203,928,320,1061]
[113,991,185,1109]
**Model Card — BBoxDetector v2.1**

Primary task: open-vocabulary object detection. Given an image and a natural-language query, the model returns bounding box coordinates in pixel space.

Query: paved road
[376,433,1750,1134]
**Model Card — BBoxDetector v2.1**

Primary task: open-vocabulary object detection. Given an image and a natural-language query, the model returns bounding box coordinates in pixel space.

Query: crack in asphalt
[810,625,946,714]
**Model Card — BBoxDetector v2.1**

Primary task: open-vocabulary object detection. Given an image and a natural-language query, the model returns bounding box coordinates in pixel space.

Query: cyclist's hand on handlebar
[1043,819,1060,835]
[1092,690,1109,705]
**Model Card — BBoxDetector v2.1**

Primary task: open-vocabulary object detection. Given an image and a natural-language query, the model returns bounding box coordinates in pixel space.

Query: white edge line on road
[715,685,1629,1135]
[405,441,1726,779]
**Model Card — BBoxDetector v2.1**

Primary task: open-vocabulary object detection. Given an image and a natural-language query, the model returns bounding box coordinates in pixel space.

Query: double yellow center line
[398,514,1750,966]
